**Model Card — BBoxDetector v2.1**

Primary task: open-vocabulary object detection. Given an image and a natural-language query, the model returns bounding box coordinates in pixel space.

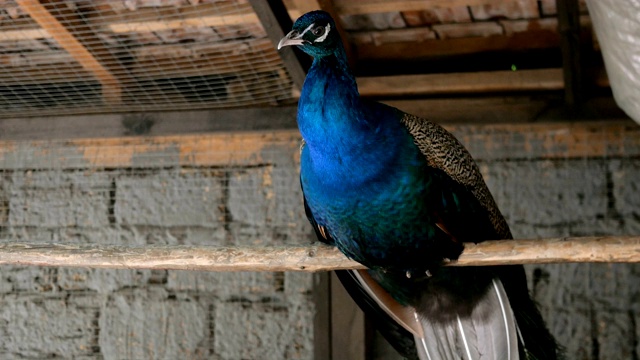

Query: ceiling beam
[333,0,519,15]
[15,0,123,105]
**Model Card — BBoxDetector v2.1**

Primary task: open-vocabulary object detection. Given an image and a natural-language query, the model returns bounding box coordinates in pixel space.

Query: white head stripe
[314,23,331,43]
[294,23,315,39]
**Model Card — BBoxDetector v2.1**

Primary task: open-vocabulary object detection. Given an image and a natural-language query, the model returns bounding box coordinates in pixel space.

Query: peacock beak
[277,31,310,50]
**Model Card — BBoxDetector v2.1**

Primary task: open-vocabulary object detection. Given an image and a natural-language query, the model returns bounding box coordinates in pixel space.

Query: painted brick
[8,171,110,228]
[166,271,282,299]
[610,159,640,217]
[470,0,539,20]
[284,272,315,300]
[114,170,223,227]
[527,263,591,310]
[100,288,208,360]
[214,301,313,359]
[433,22,503,39]
[228,167,271,227]
[57,268,152,293]
[0,266,57,294]
[544,308,593,359]
[596,311,636,360]
[0,294,99,358]
[482,159,608,226]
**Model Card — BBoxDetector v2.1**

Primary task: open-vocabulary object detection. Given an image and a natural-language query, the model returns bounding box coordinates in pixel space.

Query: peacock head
[278,10,341,59]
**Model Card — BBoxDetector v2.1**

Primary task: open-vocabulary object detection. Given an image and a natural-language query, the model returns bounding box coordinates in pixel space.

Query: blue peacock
[279,11,558,360]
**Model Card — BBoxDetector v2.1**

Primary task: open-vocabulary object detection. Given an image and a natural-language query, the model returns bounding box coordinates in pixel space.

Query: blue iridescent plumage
[280,11,558,359]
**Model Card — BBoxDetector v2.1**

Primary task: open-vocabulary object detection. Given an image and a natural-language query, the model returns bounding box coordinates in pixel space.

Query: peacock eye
[312,26,325,36]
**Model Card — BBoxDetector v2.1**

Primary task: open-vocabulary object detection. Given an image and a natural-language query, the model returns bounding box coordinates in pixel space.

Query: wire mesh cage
[0,0,296,117]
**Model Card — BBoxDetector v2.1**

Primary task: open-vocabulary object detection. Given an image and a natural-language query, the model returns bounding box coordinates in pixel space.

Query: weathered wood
[334,0,519,15]
[129,39,284,79]
[557,0,583,107]
[356,30,562,61]
[358,69,564,96]
[0,236,637,272]
[0,119,638,170]
[16,0,122,104]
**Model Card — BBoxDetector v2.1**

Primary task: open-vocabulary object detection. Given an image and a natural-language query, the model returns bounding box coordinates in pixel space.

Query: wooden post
[557,0,583,108]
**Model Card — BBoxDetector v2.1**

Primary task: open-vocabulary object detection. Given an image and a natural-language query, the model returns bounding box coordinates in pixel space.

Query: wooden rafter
[333,0,521,15]
[15,0,123,105]
[358,69,564,96]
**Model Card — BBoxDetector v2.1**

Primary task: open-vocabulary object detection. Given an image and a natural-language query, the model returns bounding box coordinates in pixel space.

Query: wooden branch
[15,0,122,104]
[0,236,638,272]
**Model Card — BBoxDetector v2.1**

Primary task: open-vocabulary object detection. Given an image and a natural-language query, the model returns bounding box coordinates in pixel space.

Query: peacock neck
[297,46,407,187]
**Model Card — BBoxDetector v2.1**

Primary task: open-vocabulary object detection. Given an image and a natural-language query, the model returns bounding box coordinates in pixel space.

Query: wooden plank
[358,69,564,96]
[334,0,519,15]
[248,0,309,89]
[100,2,303,34]
[0,236,639,272]
[108,13,260,33]
[0,28,49,41]
[355,30,562,61]
[0,63,94,84]
[15,0,122,104]
[557,0,583,107]
[0,119,638,170]
[129,39,285,79]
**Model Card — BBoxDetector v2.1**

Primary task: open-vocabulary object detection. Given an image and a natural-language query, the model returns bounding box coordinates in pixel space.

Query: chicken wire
[0,0,296,118]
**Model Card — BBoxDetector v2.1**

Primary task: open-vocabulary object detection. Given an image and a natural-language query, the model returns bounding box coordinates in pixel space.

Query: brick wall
[0,120,639,359]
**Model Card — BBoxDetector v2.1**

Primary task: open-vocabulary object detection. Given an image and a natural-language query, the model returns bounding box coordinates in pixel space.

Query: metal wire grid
[0,0,295,118]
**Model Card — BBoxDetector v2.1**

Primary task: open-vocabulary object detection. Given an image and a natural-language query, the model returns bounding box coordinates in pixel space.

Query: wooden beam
[0,236,638,272]
[248,0,309,89]
[0,119,638,170]
[357,69,564,96]
[108,13,260,33]
[557,0,583,107]
[355,30,562,61]
[15,0,122,104]
[333,0,519,15]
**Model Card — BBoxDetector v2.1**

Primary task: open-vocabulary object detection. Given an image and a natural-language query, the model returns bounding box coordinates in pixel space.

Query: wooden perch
[0,236,638,272]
